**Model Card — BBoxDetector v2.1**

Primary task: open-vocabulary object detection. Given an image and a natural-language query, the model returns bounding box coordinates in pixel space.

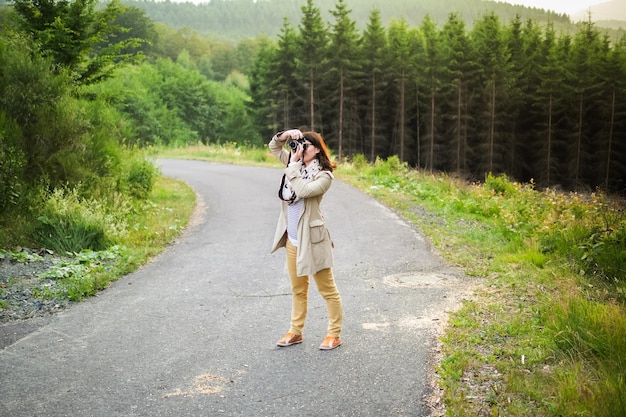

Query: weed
[5,250,43,264]
[37,246,128,301]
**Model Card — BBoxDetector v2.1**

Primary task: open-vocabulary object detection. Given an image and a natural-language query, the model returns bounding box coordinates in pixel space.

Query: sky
[501,0,609,14]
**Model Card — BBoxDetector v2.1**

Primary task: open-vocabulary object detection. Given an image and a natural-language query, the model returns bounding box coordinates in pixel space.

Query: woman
[269,128,344,350]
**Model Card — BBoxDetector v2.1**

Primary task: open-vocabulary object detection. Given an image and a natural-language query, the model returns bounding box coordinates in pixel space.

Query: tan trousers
[285,241,343,337]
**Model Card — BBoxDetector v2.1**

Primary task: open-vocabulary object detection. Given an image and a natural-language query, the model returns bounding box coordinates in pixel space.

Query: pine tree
[438,13,472,174]
[602,36,626,190]
[360,8,387,161]
[12,0,141,84]
[327,0,361,161]
[387,18,413,162]
[533,24,568,187]
[504,15,526,179]
[272,20,302,129]
[568,19,606,189]
[469,13,512,177]
[419,15,442,173]
[297,0,328,131]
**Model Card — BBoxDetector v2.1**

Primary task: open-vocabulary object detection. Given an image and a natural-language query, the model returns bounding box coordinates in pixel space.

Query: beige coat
[269,135,334,277]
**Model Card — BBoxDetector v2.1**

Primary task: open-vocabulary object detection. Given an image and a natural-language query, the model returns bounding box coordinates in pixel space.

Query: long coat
[269,136,334,277]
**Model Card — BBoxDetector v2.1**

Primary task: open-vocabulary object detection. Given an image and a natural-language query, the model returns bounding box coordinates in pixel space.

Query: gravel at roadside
[0,249,70,323]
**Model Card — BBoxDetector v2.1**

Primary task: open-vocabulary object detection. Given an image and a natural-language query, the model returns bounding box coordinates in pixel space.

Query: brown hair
[302,131,336,172]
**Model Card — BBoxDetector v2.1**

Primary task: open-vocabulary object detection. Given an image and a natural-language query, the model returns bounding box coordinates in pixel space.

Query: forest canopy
[248,0,626,192]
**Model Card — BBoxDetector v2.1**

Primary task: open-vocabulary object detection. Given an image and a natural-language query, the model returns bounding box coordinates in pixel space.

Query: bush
[579,227,626,282]
[351,153,369,170]
[124,158,158,200]
[34,188,130,253]
[370,155,408,177]
[485,172,517,195]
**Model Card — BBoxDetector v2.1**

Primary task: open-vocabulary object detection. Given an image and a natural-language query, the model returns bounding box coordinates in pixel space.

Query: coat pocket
[309,219,326,244]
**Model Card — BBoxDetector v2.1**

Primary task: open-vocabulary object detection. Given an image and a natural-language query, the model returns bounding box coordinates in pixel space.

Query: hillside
[120,0,575,39]
[570,0,626,29]
[571,0,626,21]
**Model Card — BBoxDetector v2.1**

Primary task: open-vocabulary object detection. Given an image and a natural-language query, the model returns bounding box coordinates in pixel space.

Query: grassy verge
[119,175,197,271]
[0,175,196,304]
[336,156,626,416]
[149,142,279,167]
[154,145,626,416]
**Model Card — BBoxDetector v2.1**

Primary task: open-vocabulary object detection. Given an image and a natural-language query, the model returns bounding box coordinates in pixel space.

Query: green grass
[148,141,280,167]
[121,175,196,262]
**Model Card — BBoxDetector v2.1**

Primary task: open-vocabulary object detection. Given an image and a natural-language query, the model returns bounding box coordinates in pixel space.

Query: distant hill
[119,0,575,39]
[570,0,626,26]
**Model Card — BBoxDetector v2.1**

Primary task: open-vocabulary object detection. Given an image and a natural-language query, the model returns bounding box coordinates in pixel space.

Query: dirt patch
[163,373,230,398]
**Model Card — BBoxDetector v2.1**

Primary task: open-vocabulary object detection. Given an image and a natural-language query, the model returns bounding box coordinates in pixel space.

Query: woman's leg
[286,241,309,335]
[312,267,343,337]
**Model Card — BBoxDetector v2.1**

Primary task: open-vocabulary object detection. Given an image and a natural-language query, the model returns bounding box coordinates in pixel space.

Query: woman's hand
[290,143,304,164]
[278,129,303,142]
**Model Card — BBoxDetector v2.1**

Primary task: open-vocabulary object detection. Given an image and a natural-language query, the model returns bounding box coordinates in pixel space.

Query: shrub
[34,187,129,253]
[485,172,517,195]
[351,153,369,170]
[124,158,158,200]
[370,155,408,177]
[579,227,626,282]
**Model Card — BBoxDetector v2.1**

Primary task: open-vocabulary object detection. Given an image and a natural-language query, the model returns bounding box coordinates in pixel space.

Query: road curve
[0,159,465,416]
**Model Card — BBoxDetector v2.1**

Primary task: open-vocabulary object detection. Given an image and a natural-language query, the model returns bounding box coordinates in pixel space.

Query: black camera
[289,138,307,151]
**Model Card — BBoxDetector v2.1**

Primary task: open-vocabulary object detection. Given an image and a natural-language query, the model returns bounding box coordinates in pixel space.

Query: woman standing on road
[269,128,344,350]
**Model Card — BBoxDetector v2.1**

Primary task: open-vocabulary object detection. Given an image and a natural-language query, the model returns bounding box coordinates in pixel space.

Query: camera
[289,138,307,151]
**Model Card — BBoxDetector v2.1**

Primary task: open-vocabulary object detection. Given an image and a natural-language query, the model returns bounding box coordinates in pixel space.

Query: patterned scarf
[279,159,321,205]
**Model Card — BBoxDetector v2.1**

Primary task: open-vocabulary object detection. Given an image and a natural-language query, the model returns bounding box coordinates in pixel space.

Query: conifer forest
[247,0,626,192]
[1,0,625,195]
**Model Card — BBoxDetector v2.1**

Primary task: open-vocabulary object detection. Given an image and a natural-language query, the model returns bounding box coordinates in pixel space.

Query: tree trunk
[489,77,496,173]
[547,93,553,186]
[283,91,289,128]
[399,71,405,162]
[339,71,344,161]
[309,69,315,130]
[575,93,583,188]
[416,86,421,168]
[456,79,462,173]
[429,87,435,173]
[370,74,376,162]
[605,88,615,190]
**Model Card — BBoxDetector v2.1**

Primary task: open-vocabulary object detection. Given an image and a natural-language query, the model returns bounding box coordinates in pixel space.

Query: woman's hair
[303,131,336,172]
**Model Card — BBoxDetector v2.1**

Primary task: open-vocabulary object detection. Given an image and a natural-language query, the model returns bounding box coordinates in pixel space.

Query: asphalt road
[0,159,467,417]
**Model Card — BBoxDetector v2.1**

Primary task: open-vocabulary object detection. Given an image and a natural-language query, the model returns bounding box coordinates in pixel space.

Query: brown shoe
[319,336,342,350]
[277,332,303,347]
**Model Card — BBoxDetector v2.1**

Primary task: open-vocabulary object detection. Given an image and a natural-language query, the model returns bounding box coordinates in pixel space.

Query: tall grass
[34,187,128,253]
[336,155,626,416]
[149,141,277,166]
[549,297,626,416]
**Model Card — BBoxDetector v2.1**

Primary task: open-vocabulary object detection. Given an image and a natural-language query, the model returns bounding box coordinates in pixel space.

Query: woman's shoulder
[315,170,334,180]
